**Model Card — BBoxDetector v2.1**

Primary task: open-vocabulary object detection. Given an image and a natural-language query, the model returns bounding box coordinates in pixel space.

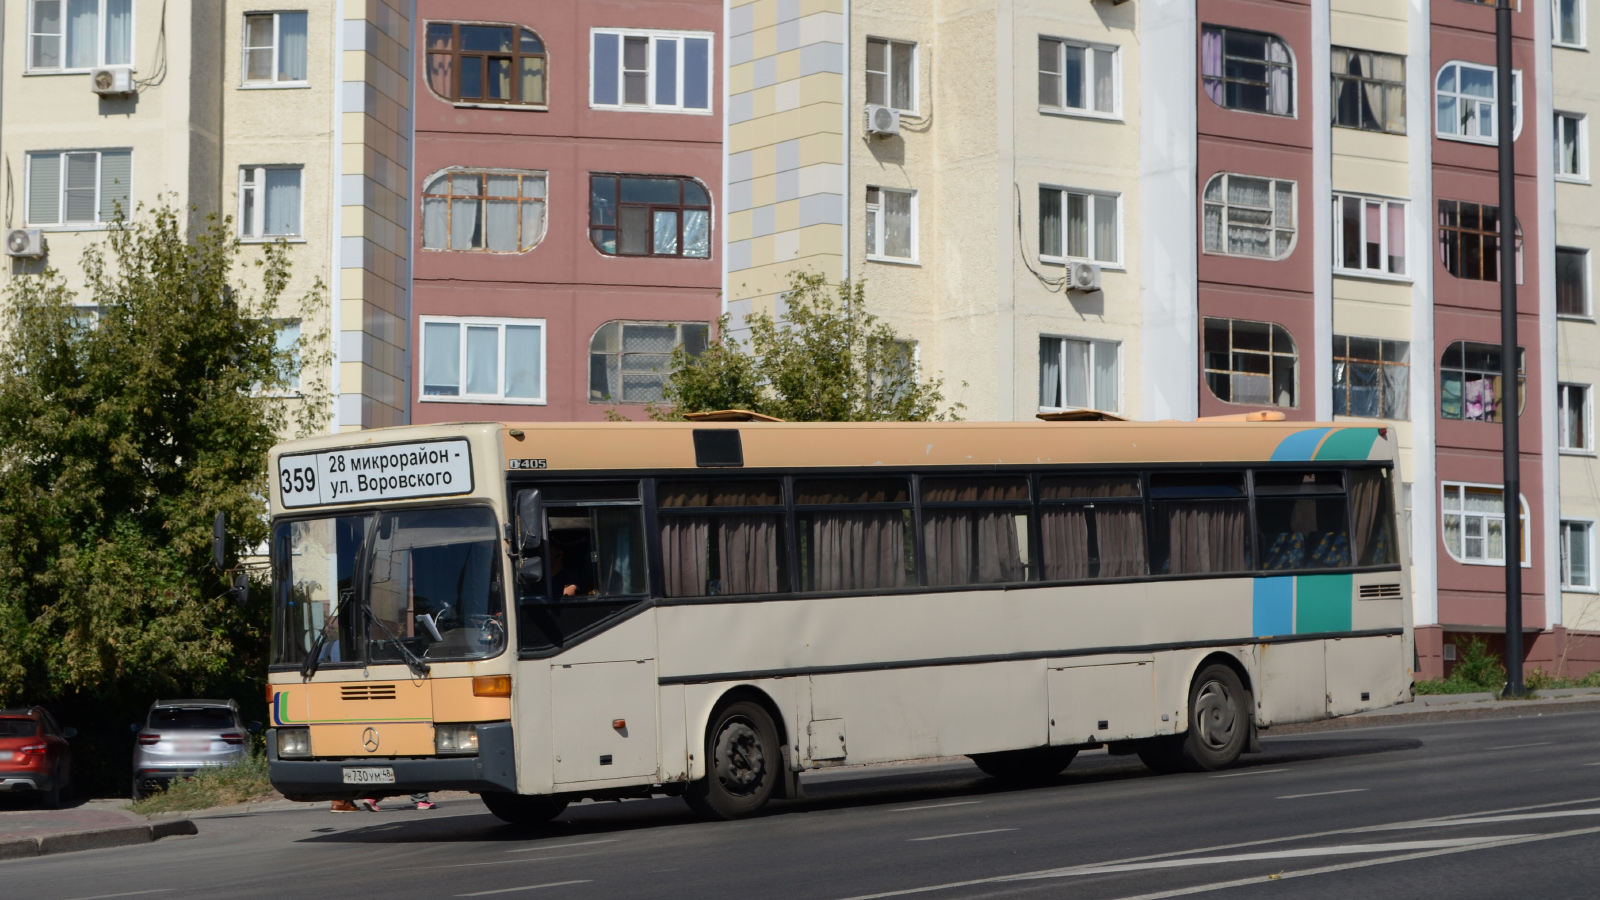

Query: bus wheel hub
[713,718,765,794]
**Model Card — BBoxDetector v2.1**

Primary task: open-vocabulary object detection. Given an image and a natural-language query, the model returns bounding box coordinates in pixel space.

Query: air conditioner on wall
[1066,261,1102,292]
[5,229,45,258]
[865,104,901,136]
[90,66,134,96]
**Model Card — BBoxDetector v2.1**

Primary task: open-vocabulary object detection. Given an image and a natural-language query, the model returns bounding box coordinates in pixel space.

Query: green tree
[0,204,328,792]
[656,271,962,421]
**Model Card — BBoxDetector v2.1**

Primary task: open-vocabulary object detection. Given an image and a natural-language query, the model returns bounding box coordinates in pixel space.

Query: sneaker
[415,800,437,810]
[355,798,380,812]
[330,800,359,813]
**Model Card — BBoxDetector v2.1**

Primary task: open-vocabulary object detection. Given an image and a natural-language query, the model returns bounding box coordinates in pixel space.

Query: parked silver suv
[131,699,258,800]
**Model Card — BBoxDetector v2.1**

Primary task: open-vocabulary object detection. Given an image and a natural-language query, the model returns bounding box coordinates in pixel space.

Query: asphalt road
[6,709,1600,899]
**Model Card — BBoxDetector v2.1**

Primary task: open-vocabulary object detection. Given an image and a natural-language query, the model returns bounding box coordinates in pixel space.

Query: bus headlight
[277,727,311,758]
[435,723,479,756]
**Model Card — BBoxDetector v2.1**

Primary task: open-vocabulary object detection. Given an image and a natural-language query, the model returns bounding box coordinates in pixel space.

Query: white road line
[1006,837,1513,880]
[1368,807,1600,830]
[454,880,591,897]
[908,828,1017,842]
[57,892,173,900]
[1209,768,1289,778]
[1485,741,1555,750]
[441,853,594,869]
[889,801,982,812]
[507,839,617,854]
[1584,762,1600,766]
[1278,789,1369,800]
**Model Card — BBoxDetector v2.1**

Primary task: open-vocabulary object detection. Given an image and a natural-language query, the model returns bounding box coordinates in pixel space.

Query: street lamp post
[1495,0,1524,697]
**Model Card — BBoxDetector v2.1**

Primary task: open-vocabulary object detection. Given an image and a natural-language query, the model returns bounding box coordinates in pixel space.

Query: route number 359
[281,465,316,495]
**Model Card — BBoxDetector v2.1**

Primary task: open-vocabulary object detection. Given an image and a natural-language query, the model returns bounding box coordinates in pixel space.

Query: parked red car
[0,707,75,808]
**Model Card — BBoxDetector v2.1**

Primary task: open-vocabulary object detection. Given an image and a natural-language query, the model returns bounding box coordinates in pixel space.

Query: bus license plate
[342,767,395,785]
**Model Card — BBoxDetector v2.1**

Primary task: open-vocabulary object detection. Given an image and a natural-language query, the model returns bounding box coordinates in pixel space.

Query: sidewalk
[1268,686,1600,735]
[0,800,195,861]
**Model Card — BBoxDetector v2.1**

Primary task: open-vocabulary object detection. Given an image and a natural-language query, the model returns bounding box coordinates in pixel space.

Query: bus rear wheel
[685,700,780,820]
[969,746,1078,782]
[480,792,568,826]
[1177,664,1249,772]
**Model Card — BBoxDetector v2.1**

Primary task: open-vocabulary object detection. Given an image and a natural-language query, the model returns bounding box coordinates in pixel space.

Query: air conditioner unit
[5,229,45,259]
[864,104,901,136]
[90,66,134,96]
[1066,261,1102,292]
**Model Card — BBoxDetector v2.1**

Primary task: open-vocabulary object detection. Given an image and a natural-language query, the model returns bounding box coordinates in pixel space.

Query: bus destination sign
[277,439,474,508]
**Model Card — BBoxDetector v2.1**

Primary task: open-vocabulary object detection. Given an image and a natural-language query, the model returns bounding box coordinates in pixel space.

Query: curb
[0,818,196,861]
[1266,697,1600,735]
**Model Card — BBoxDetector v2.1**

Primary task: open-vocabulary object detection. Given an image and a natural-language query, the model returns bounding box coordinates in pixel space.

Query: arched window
[421,169,547,253]
[1437,199,1522,283]
[425,22,547,107]
[589,175,712,258]
[1201,25,1293,116]
[1440,340,1525,422]
[589,321,710,403]
[1203,173,1296,260]
[1203,316,1297,408]
[1435,61,1521,143]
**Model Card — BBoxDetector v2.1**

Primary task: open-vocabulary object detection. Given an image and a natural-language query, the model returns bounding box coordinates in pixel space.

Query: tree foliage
[656,271,961,421]
[0,204,327,789]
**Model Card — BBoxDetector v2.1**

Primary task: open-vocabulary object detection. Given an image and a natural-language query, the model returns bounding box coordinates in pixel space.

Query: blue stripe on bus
[1252,576,1295,638]
[1270,428,1332,462]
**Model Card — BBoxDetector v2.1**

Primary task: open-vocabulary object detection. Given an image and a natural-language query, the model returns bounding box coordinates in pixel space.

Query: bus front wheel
[685,700,781,820]
[480,792,568,826]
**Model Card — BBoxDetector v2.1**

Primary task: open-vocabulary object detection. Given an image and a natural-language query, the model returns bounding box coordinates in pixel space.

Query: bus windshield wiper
[300,587,357,680]
[366,612,432,679]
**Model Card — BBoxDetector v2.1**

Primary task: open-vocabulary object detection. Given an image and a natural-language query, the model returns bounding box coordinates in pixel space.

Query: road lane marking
[57,892,173,900]
[441,853,594,869]
[1278,789,1369,800]
[908,828,1017,842]
[1006,837,1514,879]
[1209,768,1289,778]
[455,880,591,896]
[1369,807,1600,830]
[1584,762,1600,766]
[508,839,616,854]
[1485,741,1554,750]
[889,801,982,812]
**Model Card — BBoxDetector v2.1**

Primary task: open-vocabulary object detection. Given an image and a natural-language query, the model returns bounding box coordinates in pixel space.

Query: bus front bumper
[266,722,517,800]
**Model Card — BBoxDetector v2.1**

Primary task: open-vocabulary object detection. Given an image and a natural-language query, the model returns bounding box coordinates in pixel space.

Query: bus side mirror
[517,556,544,586]
[213,511,227,571]
[228,572,250,607]
[515,490,543,556]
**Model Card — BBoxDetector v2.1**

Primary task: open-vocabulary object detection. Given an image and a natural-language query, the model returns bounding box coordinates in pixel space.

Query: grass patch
[128,753,278,814]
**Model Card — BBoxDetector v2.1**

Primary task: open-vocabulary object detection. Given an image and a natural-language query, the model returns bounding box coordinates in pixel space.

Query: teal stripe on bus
[1313,428,1380,461]
[1270,428,1332,462]
[1295,573,1353,633]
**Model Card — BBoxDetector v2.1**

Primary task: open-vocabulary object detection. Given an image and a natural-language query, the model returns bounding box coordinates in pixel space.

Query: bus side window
[1149,472,1251,575]
[516,481,647,654]
[1037,475,1146,580]
[1253,470,1351,571]
[794,478,915,592]
[1349,469,1398,566]
[920,476,1031,586]
[657,480,788,597]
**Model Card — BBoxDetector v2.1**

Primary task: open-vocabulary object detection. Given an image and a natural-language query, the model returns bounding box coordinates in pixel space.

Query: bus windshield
[271,506,506,667]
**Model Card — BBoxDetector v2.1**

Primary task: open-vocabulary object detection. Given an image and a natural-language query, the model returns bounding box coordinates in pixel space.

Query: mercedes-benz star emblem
[362,727,380,753]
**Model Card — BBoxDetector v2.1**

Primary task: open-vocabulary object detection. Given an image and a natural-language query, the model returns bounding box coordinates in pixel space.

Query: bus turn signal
[473,675,512,697]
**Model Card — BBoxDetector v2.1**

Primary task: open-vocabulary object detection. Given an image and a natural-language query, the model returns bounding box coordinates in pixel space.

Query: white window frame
[1037,36,1121,120]
[1557,246,1592,318]
[1435,61,1523,144]
[241,11,311,88]
[1440,481,1531,567]
[1203,173,1298,261]
[26,0,134,73]
[419,315,548,405]
[1555,0,1587,48]
[865,185,919,264]
[865,36,918,114]
[588,28,714,114]
[1038,335,1121,414]
[1560,382,1593,453]
[1555,111,1588,181]
[1562,519,1597,591]
[1332,193,1409,279]
[1039,184,1123,267]
[24,148,131,229]
[237,165,305,241]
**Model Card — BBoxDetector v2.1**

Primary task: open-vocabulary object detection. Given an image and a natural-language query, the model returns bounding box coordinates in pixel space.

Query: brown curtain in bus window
[1039,508,1090,581]
[1096,505,1149,577]
[924,509,1024,585]
[659,518,709,597]
[811,511,907,590]
[719,515,781,594]
[1165,501,1248,574]
[1349,471,1395,565]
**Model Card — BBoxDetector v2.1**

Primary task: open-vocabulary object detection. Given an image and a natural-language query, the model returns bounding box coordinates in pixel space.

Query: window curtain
[485,175,520,251]
[683,209,710,257]
[521,199,546,251]
[423,196,448,249]
[465,326,497,394]
[1097,506,1148,576]
[660,518,709,597]
[103,0,132,65]
[1200,28,1224,105]
[1039,189,1062,258]
[923,509,1024,586]
[1350,470,1394,566]
[422,322,460,394]
[884,191,913,258]
[1093,47,1114,112]
[1268,39,1292,116]
[1039,338,1062,407]
[279,12,308,81]
[66,0,95,68]
[1040,508,1090,580]
[1160,501,1248,574]
[1040,505,1146,580]
[1063,339,1089,408]
[264,169,301,235]
[451,197,480,249]
[808,512,907,591]
[1094,194,1118,264]
[503,324,541,399]
[720,516,781,594]
[1382,361,1409,419]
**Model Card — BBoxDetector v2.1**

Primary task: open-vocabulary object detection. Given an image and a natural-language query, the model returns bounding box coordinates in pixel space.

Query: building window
[1438,200,1523,283]
[238,166,303,239]
[25,149,131,226]
[1332,336,1410,419]
[1334,194,1407,276]
[275,319,302,391]
[421,316,545,404]
[1203,173,1296,260]
[1440,340,1525,423]
[1201,25,1294,117]
[866,186,917,262]
[1203,316,1297,408]
[589,175,711,258]
[1331,47,1405,134]
[1561,383,1592,451]
[1039,337,1119,413]
[1038,37,1117,116]
[1442,483,1528,566]
[425,22,546,107]
[422,169,547,253]
[1556,0,1585,47]
[1556,112,1587,178]
[1558,247,1590,316]
[591,29,712,112]
[242,12,308,85]
[589,321,710,404]
[28,0,131,70]
[1039,187,1119,264]
[1562,521,1595,589]
[866,37,916,112]
[1435,61,1521,142]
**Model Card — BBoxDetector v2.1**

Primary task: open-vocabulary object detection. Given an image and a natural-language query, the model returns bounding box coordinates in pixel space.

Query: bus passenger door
[551,660,658,784]
[1047,658,1155,745]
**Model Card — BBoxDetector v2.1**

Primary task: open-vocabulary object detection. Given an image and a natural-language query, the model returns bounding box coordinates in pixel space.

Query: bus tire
[480,792,568,826]
[685,700,780,820]
[1177,664,1249,771]
[1136,737,1186,774]
[968,746,1078,782]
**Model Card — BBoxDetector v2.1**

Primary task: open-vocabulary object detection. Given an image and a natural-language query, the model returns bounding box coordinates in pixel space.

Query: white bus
[265,417,1412,822]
